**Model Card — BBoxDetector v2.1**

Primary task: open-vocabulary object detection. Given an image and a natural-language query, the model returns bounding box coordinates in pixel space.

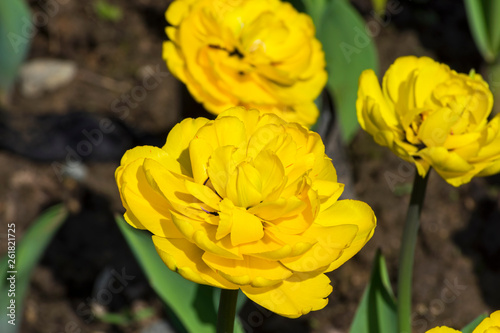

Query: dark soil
[1,0,498,332]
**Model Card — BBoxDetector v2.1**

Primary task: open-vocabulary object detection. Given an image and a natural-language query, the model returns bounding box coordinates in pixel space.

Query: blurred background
[1,0,500,332]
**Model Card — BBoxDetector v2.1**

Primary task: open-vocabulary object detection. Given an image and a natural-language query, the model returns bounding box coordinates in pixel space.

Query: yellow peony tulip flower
[426,327,461,333]
[425,310,500,333]
[357,56,500,187]
[163,0,327,128]
[115,107,376,318]
[473,310,500,333]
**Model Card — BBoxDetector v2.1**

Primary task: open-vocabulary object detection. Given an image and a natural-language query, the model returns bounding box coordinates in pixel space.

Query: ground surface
[1,0,499,332]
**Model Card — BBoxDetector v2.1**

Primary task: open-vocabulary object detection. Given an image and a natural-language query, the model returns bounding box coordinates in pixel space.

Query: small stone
[19,59,77,98]
[141,320,175,333]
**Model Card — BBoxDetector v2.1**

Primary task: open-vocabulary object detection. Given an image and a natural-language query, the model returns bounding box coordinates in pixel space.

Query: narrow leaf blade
[486,0,500,57]
[0,204,68,333]
[0,0,31,101]
[461,313,487,333]
[116,216,244,333]
[464,0,495,62]
[349,250,397,333]
[305,0,378,142]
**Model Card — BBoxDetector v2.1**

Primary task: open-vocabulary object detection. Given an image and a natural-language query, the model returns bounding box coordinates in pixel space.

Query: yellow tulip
[115,107,376,318]
[357,56,500,186]
[163,0,327,128]
[425,310,500,333]
[473,310,500,333]
[426,327,461,333]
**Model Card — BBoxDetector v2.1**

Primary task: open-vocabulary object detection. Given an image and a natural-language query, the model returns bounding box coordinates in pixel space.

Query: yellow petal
[162,41,186,81]
[266,225,316,257]
[280,224,358,272]
[215,198,232,237]
[236,233,293,259]
[253,149,286,200]
[202,253,292,287]
[249,197,306,221]
[444,132,481,150]
[189,137,214,184]
[472,310,500,333]
[207,145,247,198]
[246,124,286,159]
[196,115,247,148]
[241,272,332,318]
[418,147,474,186]
[477,160,500,177]
[289,102,320,128]
[382,56,422,105]
[231,208,264,246]
[118,158,183,238]
[425,327,461,333]
[418,107,456,147]
[315,200,376,272]
[118,146,184,176]
[273,213,312,235]
[152,236,237,289]
[184,180,221,210]
[169,211,242,260]
[163,117,210,177]
[218,107,261,137]
[311,156,337,182]
[272,182,317,235]
[142,158,203,219]
[414,59,450,107]
[219,199,265,245]
[312,179,343,212]
[226,162,263,208]
[165,0,190,26]
[357,69,398,131]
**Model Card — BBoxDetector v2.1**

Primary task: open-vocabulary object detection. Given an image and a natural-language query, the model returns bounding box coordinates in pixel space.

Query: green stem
[397,171,430,333]
[216,289,239,333]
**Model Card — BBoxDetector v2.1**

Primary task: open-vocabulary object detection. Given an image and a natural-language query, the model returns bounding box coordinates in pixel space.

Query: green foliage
[349,250,398,333]
[115,216,245,333]
[93,0,123,22]
[393,183,413,197]
[97,307,155,325]
[461,313,488,333]
[0,0,31,104]
[303,0,378,142]
[464,0,500,62]
[0,204,68,333]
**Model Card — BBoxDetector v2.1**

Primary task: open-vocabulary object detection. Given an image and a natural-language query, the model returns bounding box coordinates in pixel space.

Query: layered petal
[317,200,376,272]
[241,272,332,318]
[426,328,461,333]
[357,56,498,186]
[153,236,237,289]
[473,310,500,333]
[116,106,376,319]
[163,0,327,127]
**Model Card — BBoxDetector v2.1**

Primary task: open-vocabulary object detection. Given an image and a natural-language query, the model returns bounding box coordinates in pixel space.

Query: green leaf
[93,0,123,22]
[349,249,397,333]
[0,0,31,103]
[464,0,496,62]
[304,0,378,142]
[461,313,487,333]
[0,204,68,333]
[97,307,155,325]
[115,215,244,333]
[486,0,500,57]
